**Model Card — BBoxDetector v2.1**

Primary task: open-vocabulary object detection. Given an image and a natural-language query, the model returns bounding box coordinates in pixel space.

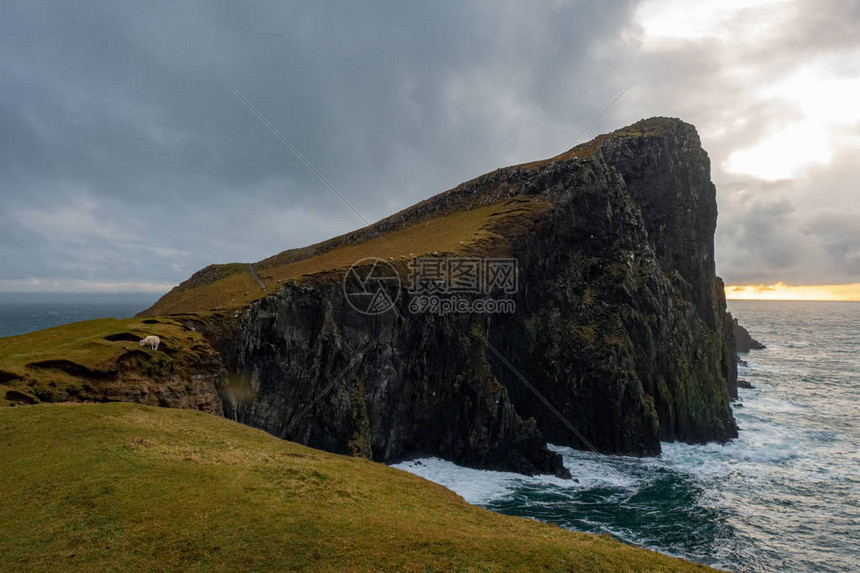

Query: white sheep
[139,335,160,351]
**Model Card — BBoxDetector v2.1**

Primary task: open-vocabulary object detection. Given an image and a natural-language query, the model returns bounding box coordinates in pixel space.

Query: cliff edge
[1,118,739,479]
[141,117,738,476]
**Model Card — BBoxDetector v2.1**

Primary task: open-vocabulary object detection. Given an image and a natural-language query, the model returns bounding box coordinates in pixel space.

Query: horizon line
[725,282,860,302]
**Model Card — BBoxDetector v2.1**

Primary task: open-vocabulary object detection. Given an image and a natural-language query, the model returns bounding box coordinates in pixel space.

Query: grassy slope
[143,118,676,318]
[141,118,683,318]
[143,199,551,316]
[0,199,549,399]
[0,119,674,390]
[0,317,204,402]
[0,403,711,572]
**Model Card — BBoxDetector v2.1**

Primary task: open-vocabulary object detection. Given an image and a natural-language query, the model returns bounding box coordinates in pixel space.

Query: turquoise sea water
[395,301,860,572]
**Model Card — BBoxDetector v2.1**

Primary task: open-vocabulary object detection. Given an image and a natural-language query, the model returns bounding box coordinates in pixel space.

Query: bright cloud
[723,61,860,179]
[636,0,792,45]
[724,121,834,180]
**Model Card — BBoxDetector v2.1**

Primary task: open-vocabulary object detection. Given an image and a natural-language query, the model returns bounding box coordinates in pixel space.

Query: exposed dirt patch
[161,343,177,356]
[116,350,151,371]
[5,389,39,404]
[0,370,23,384]
[104,333,142,342]
[26,359,115,380]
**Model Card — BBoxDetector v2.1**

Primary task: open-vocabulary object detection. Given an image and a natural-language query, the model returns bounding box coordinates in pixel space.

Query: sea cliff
[1,118,740,478]
[168,117,738,475]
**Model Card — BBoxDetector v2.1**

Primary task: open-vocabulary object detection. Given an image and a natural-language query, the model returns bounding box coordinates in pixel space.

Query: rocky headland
[2,117,741,478]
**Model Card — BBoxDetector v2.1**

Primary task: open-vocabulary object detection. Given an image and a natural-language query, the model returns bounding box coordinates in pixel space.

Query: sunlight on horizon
[726,282,860,301]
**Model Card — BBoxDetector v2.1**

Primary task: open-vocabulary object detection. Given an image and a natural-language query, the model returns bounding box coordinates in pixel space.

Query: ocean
[2,296,857,571]
[394,301,860,572]
[0,293,160,338]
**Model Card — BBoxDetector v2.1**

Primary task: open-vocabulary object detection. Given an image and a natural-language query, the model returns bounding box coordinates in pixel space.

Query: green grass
[143,199,551,316]
[0,317,206,403]
[142,117,686,318]
[0,403,713,572]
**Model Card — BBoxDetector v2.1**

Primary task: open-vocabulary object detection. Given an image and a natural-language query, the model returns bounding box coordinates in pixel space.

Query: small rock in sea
[734,319,766,352]
[738,358,749,367]
[734,403,744,408]
[738,379,755,389]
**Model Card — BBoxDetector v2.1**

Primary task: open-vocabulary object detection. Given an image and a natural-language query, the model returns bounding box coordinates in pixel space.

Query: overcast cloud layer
[1,0,858,291]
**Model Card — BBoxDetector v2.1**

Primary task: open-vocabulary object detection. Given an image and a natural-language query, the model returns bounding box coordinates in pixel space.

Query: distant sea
[0,292,161,338]
[395,301,860,572]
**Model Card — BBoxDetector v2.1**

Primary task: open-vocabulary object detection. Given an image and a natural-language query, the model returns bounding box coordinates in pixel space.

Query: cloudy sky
[1,0,858,294]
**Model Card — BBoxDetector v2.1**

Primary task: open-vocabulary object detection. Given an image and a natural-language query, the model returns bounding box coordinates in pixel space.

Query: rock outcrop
[733,318,766,353]
[143,117,739,476]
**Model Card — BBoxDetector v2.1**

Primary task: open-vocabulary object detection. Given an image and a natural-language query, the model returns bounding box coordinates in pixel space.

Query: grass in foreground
[0,403,712,572]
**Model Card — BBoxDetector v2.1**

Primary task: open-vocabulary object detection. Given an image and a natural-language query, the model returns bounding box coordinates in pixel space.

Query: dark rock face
[217,286,570,477]
[205,117,738,476]
[490,121,737,453]
[734,318,766,353]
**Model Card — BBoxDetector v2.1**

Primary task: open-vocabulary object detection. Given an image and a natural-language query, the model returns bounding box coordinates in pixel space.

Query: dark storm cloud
[716,191,803,284]
[0,0,639,289]
[1,0,858,291]
[806,211,860,275]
